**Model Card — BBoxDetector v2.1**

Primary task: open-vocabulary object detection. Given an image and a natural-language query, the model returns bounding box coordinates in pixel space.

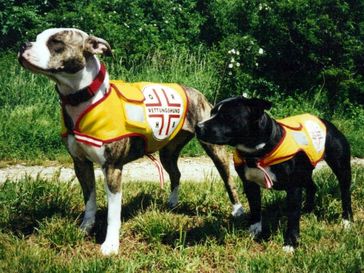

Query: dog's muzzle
[19,42,32,55]
[195,122,205,138]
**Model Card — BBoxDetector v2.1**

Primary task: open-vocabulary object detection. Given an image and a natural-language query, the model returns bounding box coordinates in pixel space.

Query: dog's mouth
[18,55,50,74]
[18,54,47,73]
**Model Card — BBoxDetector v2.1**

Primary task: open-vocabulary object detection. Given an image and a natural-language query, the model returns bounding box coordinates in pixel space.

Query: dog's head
[196,96,272,146]
[18,28,112,76]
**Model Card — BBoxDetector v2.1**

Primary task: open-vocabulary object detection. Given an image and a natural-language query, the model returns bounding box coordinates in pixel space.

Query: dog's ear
[247,98,272,110]
[245,98,272,120]
[84,36,112,56]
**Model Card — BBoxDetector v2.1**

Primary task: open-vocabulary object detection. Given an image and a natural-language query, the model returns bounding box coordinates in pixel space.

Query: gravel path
[0,157,362,184]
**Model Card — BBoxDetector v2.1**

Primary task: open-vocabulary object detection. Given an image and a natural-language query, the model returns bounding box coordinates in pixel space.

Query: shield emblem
[143,85,184,140]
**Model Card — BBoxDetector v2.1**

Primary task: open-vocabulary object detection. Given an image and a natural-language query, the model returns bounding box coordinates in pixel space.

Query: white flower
[230,57,235,63]
[228,63,233,69]
[258,48,264,55]
[139,27,143,32]
[228,72,233,76]
[236,50,240,55]
[236,62,241,67]
[243,92,249,98]
[255,62,259,67]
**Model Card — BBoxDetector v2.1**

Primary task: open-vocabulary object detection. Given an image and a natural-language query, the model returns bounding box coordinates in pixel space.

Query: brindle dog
[18,28,243,255]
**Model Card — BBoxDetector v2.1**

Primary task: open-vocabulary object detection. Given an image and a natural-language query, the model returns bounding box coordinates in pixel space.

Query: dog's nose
[19,42,32,54]
[195,122,204,136]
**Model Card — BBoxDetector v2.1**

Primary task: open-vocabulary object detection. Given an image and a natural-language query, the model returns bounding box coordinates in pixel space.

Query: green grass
[0,166,363,272]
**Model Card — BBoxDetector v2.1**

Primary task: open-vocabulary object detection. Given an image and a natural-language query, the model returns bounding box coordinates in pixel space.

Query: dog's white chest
[67,135,106,165]
[244,166,276,188]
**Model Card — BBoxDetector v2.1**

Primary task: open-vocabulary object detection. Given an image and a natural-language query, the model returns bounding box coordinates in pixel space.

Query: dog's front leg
[101,165,122,256]
[283,187,302,252]
[74,159,97,233]
[243,180,263,236]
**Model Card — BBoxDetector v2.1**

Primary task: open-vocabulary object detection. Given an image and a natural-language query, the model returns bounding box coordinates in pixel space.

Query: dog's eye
[48,39,65,53]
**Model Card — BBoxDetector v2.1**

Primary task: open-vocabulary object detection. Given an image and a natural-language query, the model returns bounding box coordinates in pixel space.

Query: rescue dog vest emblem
[143,85,184,140]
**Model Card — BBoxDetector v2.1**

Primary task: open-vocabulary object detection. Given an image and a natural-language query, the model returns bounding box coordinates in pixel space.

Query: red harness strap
[146,154,165,189]
[58,63,106,106]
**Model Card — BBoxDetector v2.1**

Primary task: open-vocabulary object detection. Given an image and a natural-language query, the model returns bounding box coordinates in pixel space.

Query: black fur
[196,96,353,249]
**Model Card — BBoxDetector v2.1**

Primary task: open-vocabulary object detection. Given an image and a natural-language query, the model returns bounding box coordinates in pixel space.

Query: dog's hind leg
[199,141,243,217]
[101,165,122,255]
[74,159,97,234]
[323,120,353,225]
[160,131,194,208]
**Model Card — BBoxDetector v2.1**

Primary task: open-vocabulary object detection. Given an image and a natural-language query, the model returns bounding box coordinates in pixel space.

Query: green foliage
[0,0,363,160]
[1,0,363,105]
[0,166,363,272]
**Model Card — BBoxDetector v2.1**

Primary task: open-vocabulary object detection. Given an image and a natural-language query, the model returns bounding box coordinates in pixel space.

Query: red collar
[57,63,106,106]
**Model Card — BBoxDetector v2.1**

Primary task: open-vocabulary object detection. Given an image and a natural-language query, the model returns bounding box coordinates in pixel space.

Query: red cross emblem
[143,85,184,140]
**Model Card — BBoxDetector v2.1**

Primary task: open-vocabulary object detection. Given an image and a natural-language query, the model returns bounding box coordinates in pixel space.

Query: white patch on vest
[125,103,145,122]
[304,120,326,152]
[292,132,309,146]
[143,85,184,140]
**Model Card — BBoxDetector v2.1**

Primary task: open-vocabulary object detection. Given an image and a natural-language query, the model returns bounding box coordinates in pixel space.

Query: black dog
[196,96,353,251]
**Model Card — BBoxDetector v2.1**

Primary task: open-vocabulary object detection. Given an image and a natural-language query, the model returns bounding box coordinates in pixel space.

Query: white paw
[342,219,352,230]
[101,240,119,256]
[283,245,295,253]
[249,221,262,237]
[80,217,95,234]
[168,187,179,208]
[231,203,244,217]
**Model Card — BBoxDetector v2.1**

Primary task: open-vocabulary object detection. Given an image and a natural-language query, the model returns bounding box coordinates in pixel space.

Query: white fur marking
[236,143,266,153]
[342,219,352,230]
[168,186,179,207]
[283,245,295,253]
[249,221,262,236]
[244,166,276,188]
[101,187,122,256]
[67,135,106,165]
[231,203,244,217]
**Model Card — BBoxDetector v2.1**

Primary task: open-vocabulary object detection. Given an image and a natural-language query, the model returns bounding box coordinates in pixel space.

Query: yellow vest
[61,80,188,154]
[233,114,327,168]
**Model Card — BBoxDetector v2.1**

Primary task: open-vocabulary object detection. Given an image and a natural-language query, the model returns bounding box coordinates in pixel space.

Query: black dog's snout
[195,122,205,136]
[19,42,32,54]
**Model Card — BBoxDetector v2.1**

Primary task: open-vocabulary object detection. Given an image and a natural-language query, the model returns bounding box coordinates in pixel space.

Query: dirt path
[0,157,363,184]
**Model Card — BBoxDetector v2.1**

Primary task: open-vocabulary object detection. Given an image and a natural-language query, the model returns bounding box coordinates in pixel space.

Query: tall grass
[0,51,363,161]
[0,166,363,272]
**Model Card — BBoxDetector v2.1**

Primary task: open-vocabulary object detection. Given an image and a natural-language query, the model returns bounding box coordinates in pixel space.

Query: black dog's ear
[247,98,272,110]
[245,98,272,120]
